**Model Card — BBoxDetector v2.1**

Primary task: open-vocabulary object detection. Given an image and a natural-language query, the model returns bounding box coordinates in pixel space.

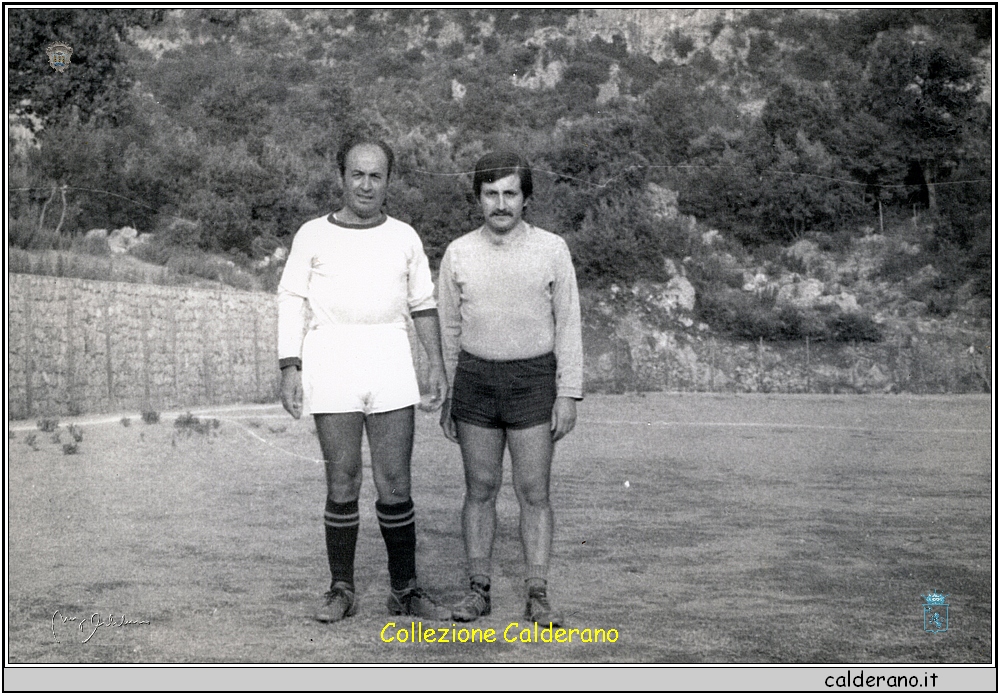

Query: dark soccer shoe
[452,580,491,622]
[387,582,451,621]
[525,586,564,628]
[315,581,356,623]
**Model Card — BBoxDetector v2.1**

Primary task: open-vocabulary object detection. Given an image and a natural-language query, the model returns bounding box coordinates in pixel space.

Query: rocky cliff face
[566,8,739,62]
[582,179,991,395]
[583,291,991,395]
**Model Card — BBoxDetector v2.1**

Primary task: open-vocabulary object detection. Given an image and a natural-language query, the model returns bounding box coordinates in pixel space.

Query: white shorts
[301,323,420,416]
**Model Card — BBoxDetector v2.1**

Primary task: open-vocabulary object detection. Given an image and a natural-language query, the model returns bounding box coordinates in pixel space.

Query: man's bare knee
[464,459,502,502]
[514,478,550,508]
[381,469,408,490]
[327,469,362,502]
[374,470,410,500]
[366,408,415,501]
[466,477,500,505]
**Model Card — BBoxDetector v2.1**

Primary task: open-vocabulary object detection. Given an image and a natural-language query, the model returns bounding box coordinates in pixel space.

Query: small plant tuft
[174,411,199,429]
[141,410,161,425]
[63,442,79,455]
[25,433,38,450]
[37,418,59,433]
[174,411,216,435]
[121,416,131,427]
[68,424,84,442]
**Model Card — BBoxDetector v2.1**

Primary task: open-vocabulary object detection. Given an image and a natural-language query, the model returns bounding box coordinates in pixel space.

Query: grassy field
[6,393,993,663]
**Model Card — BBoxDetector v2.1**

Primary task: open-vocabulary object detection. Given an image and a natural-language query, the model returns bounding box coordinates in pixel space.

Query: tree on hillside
[856,28,984,212]
[639,67,740,167]
[8,8,164,128]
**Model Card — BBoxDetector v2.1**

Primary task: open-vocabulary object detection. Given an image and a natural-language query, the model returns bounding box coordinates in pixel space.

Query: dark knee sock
[376,498,416,592]
[324,498,359,588]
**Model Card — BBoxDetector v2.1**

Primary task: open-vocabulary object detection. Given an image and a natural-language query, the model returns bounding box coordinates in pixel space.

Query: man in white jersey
[278,135,450,623]
[438,152,583,626]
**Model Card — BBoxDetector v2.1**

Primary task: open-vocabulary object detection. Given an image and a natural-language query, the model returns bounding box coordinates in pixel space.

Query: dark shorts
[451,350,557,430]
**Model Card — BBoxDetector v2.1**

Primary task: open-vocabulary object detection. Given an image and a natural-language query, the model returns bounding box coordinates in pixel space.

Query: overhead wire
[408,163,989,190]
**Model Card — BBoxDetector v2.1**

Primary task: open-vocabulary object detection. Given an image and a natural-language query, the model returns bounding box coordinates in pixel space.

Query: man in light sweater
[438,152,583,626]
[277,135,450,623]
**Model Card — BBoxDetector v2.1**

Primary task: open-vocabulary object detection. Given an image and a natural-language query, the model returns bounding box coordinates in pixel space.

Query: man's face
[339,144,389,220]
[479,173,525,235]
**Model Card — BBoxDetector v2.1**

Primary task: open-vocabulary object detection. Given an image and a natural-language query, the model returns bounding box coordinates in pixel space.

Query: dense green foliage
[696,288,884,343]
[8,9,165,127]
[9,8,990,307]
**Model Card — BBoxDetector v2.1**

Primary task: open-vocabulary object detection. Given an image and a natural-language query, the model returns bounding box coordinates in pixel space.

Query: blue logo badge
[921,590,949,634]
[46,42,73,73]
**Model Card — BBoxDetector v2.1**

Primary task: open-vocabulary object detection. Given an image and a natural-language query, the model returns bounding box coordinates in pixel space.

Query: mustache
[490,211,514,217]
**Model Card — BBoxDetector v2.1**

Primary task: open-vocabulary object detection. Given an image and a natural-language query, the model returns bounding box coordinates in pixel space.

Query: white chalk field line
[234,422,323,463]
[581,420,990,435]
[8,406,988,436]
[8,407,989,463]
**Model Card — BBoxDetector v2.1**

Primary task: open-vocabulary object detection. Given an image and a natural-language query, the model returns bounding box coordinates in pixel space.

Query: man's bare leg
[507,422,554,577]
[452,421,505,621]
[362,407,416,591]
[508,421,562,626]
[366,406,414,505]
[312,412,365,622]
[365,406,449,618]
[456,421,506,571]
[314,412,366,502]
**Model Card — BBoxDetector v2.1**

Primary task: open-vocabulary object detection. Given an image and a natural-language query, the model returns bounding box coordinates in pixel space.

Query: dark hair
[336,134,394,180]
[473,151,533,199]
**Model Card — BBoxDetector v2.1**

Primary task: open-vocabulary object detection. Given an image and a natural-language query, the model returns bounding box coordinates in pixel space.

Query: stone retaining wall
[8,274,280,419]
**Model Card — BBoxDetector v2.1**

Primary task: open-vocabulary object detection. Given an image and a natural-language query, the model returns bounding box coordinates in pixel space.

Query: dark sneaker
[315,581,356,623]
[525,585,564,627]
[452,580,491,622]
[387,581,451,621]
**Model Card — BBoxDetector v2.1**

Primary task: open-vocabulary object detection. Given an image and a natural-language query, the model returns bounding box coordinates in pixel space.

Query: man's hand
[551,396,577,442]
[439,397,459,443]
[411,313,449,414]
[418,364,449,412]
[280,367,303,419]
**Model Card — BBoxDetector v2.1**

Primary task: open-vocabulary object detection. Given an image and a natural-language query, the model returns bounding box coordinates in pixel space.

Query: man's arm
[435,247,462,394]
[403,228,449,415]
[411,311,448,412]
[435,247,462,442]
[276,227,311,418]
[551,240,583,441]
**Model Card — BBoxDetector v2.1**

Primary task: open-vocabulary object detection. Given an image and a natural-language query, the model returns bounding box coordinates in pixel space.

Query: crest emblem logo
[921,590,949,634]
[46,42,73,73]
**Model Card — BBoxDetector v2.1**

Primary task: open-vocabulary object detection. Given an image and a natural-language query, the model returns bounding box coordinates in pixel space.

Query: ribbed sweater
[437,223,583,399]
